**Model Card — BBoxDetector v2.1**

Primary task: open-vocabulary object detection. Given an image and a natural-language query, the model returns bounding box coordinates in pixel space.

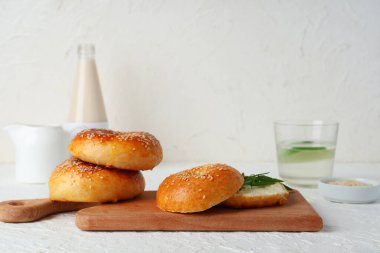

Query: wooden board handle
[0,199,97,223]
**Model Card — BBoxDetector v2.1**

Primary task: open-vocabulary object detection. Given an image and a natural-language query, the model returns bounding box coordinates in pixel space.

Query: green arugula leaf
[242,172,294,192]
[242,172,283,187]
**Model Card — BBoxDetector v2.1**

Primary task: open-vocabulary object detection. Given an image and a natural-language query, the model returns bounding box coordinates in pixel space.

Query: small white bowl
[319,177,380,204]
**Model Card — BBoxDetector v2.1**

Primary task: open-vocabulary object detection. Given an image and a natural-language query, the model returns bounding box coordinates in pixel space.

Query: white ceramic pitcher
[4,124,67,183]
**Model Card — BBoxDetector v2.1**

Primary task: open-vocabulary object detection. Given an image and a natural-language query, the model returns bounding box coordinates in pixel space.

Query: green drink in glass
[274,121,339,186]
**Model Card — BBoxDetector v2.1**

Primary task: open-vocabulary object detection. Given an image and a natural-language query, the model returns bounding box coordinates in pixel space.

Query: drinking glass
[274,120,339,186]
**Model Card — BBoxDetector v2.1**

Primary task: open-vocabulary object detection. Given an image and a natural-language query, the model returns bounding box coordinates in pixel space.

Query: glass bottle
[64,43,108,138]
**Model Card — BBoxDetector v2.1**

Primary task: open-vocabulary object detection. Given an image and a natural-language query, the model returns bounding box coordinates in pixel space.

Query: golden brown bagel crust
[49,158,145,202]
[222,184,289,208]
[68,129,163,170]
[156,164,243,213]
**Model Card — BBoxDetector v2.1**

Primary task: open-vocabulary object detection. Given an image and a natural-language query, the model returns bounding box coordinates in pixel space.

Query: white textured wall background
[0,0,379,163]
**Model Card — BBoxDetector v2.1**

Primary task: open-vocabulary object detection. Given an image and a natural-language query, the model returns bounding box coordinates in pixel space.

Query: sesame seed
[75,129,161,148]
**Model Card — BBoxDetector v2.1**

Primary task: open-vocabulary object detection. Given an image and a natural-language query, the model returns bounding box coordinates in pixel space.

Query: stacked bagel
[49,129,163,203]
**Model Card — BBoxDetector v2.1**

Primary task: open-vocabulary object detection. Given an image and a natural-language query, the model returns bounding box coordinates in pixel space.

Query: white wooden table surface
[0,162,379,253]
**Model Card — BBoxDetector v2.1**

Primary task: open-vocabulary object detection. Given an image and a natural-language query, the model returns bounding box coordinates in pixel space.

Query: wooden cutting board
[76,191,323,232]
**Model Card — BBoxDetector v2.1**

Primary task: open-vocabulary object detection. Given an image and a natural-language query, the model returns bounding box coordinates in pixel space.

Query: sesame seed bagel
[49,158,145,202]
[222,183,289,208]
[157,164,243,213]
[68,129,163,171]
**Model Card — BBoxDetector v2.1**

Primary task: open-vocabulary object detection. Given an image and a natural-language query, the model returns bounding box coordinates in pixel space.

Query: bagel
[68,129,163,170]
[222,183,289,208]
[49,158,145,202]
[156,164,243,213]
